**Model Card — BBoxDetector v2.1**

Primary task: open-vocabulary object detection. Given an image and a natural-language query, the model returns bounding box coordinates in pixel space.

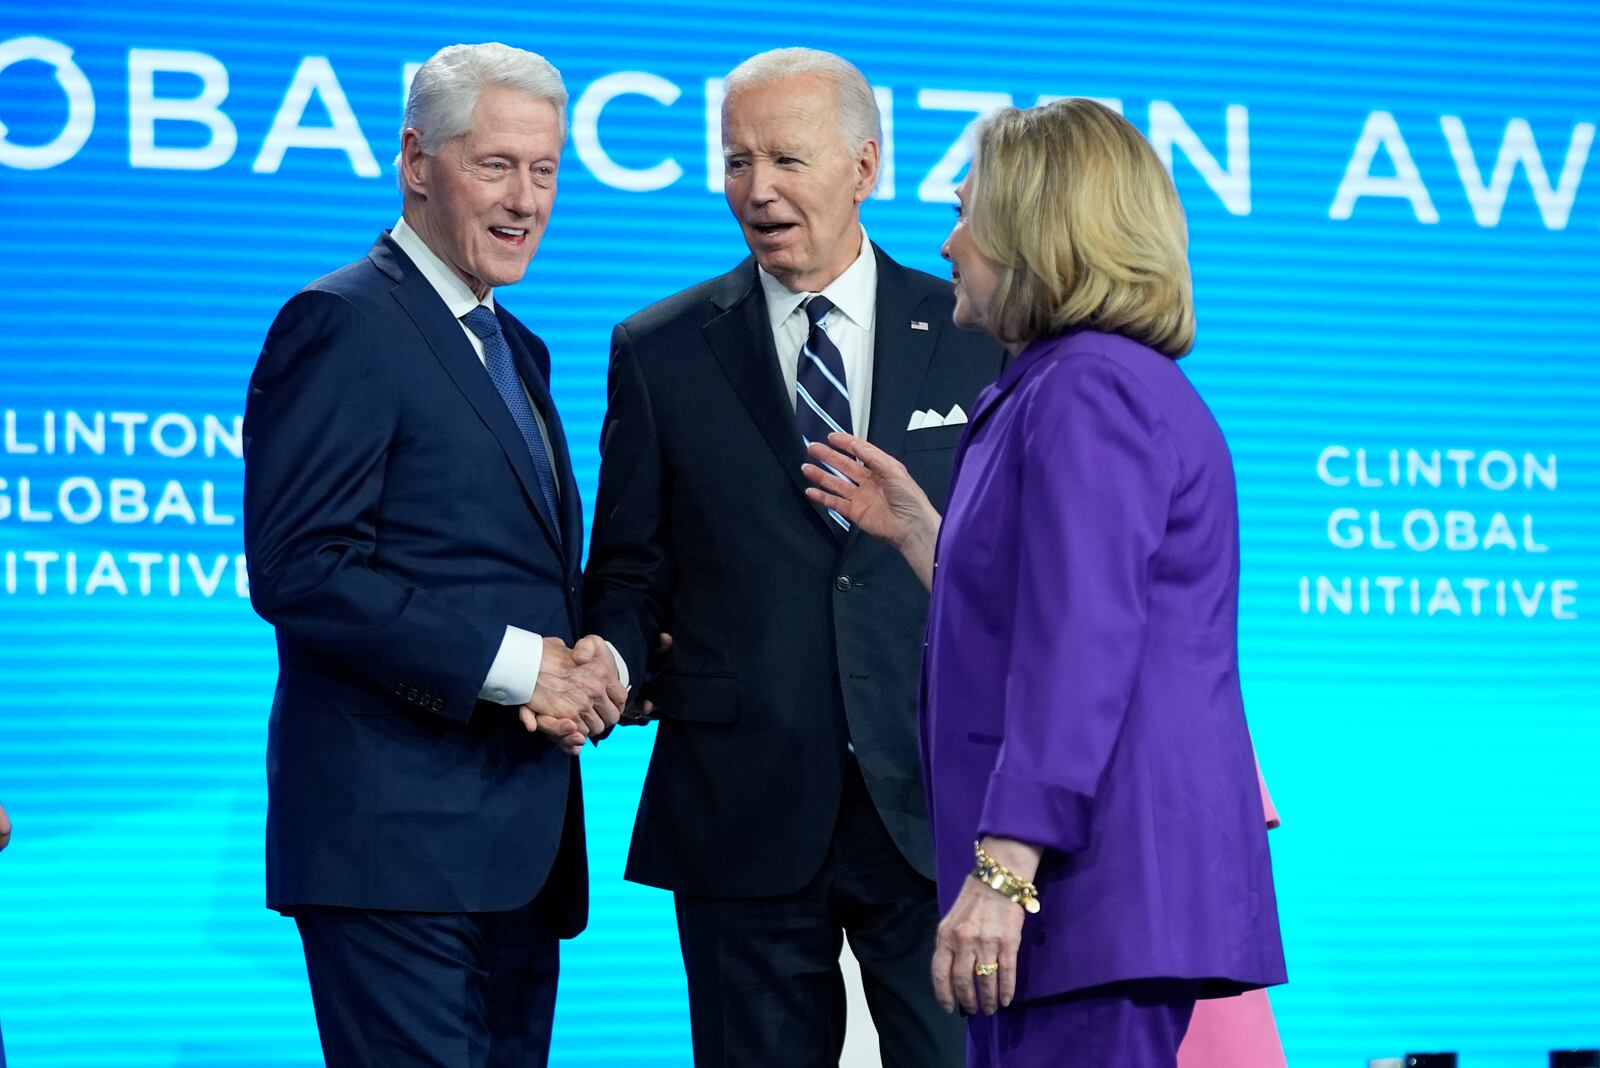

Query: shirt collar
[390,216,495,320]
[758,226,877,333]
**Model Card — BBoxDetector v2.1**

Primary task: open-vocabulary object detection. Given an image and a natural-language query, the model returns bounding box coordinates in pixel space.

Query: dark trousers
[674,759,963,1068]
[293,898,560,1068]
[967,980,1199,1067]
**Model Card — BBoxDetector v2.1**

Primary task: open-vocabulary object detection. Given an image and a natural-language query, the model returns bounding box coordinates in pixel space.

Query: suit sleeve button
[432,698,445,711]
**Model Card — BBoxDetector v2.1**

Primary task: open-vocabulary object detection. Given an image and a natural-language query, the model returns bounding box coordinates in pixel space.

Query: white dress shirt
[759,226,878,440]
[389,217,626,706]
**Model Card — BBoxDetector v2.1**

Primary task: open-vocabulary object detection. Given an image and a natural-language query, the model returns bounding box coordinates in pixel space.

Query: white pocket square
[906,404,968,431]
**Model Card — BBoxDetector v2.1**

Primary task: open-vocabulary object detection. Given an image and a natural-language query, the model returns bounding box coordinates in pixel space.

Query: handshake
[517,635,637,755]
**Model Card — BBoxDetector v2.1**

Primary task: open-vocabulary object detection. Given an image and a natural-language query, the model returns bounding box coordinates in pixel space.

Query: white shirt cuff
[479,625,543,706]
[606,640,631,691]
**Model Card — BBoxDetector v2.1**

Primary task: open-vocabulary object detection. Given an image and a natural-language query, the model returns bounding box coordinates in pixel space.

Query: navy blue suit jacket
[244,233,587,932]
[585,249,1005,897]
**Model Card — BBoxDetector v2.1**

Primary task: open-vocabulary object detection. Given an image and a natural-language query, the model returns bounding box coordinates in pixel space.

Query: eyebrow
[474,153,559,164]
[721,145,806,157]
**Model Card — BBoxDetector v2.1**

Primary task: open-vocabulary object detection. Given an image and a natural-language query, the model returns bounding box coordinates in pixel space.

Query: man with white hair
[585,47,1004,1068]
[244,42,624,1067]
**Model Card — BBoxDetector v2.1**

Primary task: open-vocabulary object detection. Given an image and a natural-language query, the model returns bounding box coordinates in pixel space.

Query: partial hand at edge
[802,431,942,590]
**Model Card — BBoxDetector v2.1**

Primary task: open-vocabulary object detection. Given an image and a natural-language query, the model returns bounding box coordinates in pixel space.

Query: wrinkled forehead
[721,76,844,151]
[456,88,565,144]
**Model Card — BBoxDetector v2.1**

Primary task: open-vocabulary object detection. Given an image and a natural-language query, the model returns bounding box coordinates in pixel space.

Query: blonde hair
[967,98,1194,357]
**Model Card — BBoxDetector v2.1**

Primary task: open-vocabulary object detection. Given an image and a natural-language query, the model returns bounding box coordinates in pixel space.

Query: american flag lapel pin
[910,320,929,331]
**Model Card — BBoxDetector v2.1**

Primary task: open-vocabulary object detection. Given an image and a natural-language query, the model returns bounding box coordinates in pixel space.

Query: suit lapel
[964,380,1008,440]
[863,248,939,463]
[702,262,838,542]
[965,334,1057,440]
[371,235,563,555]
[843,248,940,555]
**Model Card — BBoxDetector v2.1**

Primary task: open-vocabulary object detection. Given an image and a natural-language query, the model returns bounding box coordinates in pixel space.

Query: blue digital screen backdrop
[2,2,1597,1065]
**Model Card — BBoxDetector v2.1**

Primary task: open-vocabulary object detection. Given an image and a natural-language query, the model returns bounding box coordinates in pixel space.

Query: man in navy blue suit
[584,48,1002,1068]
[243,43,625,1067]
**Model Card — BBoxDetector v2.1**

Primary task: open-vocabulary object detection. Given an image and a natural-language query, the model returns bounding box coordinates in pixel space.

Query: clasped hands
[518,635,628,755]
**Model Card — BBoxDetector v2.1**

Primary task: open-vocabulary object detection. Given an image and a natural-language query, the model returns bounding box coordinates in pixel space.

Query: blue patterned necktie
[795,295,852,530]
[461,305,561,543]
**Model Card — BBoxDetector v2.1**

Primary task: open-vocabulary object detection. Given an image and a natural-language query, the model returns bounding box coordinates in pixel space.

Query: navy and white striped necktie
[462,305,561,543]
[795,296,853,530]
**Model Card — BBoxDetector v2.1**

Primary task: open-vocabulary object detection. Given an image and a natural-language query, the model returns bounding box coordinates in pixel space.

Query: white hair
[723,47,881,154]
[400,42,567,160]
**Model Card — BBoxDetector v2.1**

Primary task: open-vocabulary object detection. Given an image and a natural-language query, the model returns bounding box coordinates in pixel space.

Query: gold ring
[974,961,999,978]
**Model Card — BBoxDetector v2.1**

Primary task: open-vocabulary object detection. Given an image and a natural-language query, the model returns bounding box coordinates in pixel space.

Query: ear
[399,129,430,198]
[852,138,881,206]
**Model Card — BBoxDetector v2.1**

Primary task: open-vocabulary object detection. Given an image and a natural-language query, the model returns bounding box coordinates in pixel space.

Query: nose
[940,231,954,261]
[506,169,540,218]
[744,160,779,206]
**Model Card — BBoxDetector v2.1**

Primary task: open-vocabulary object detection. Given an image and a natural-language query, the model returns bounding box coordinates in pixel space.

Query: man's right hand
[518,637,626,753]
[0,799,11,852]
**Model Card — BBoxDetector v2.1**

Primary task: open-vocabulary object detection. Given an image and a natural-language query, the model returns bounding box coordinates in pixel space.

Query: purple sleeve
[977,358,1177,854]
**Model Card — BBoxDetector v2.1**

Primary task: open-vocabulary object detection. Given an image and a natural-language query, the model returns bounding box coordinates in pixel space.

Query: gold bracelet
[973,840,1041,914]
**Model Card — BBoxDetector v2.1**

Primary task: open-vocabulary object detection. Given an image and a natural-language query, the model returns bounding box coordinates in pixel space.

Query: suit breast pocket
[904,424,966,452]
[648,671,738,724]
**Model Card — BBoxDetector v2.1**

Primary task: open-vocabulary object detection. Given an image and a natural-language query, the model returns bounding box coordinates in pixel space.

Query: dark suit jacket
[584,246,1005,897]
[244,233,587,933]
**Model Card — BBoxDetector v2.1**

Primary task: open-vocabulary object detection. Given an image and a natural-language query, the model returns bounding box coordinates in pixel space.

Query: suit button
[405,687,419,701]
[431,697,445,712]
[835,575,852,592]
[393,682,406,695]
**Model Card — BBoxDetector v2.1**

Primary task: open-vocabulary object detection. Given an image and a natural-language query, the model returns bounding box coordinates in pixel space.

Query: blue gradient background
[1,2,1597,1065]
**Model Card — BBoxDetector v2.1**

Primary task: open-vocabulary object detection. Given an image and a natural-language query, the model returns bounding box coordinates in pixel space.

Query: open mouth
[751,222,797,239]
[490,226,527,247]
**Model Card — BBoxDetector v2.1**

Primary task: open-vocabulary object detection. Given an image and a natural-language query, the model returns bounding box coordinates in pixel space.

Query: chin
[756,256,797,282]
[490,260,535,288]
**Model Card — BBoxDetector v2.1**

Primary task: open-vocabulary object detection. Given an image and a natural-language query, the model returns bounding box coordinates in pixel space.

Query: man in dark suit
[243,43,624,1067]
[584,48,1005,1068]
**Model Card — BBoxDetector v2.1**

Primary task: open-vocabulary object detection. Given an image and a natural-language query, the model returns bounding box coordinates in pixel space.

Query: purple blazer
[920,329,1287,1002]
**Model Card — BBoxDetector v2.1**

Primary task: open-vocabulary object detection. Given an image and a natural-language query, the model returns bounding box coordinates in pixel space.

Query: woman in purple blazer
[803,98,1286,1066]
